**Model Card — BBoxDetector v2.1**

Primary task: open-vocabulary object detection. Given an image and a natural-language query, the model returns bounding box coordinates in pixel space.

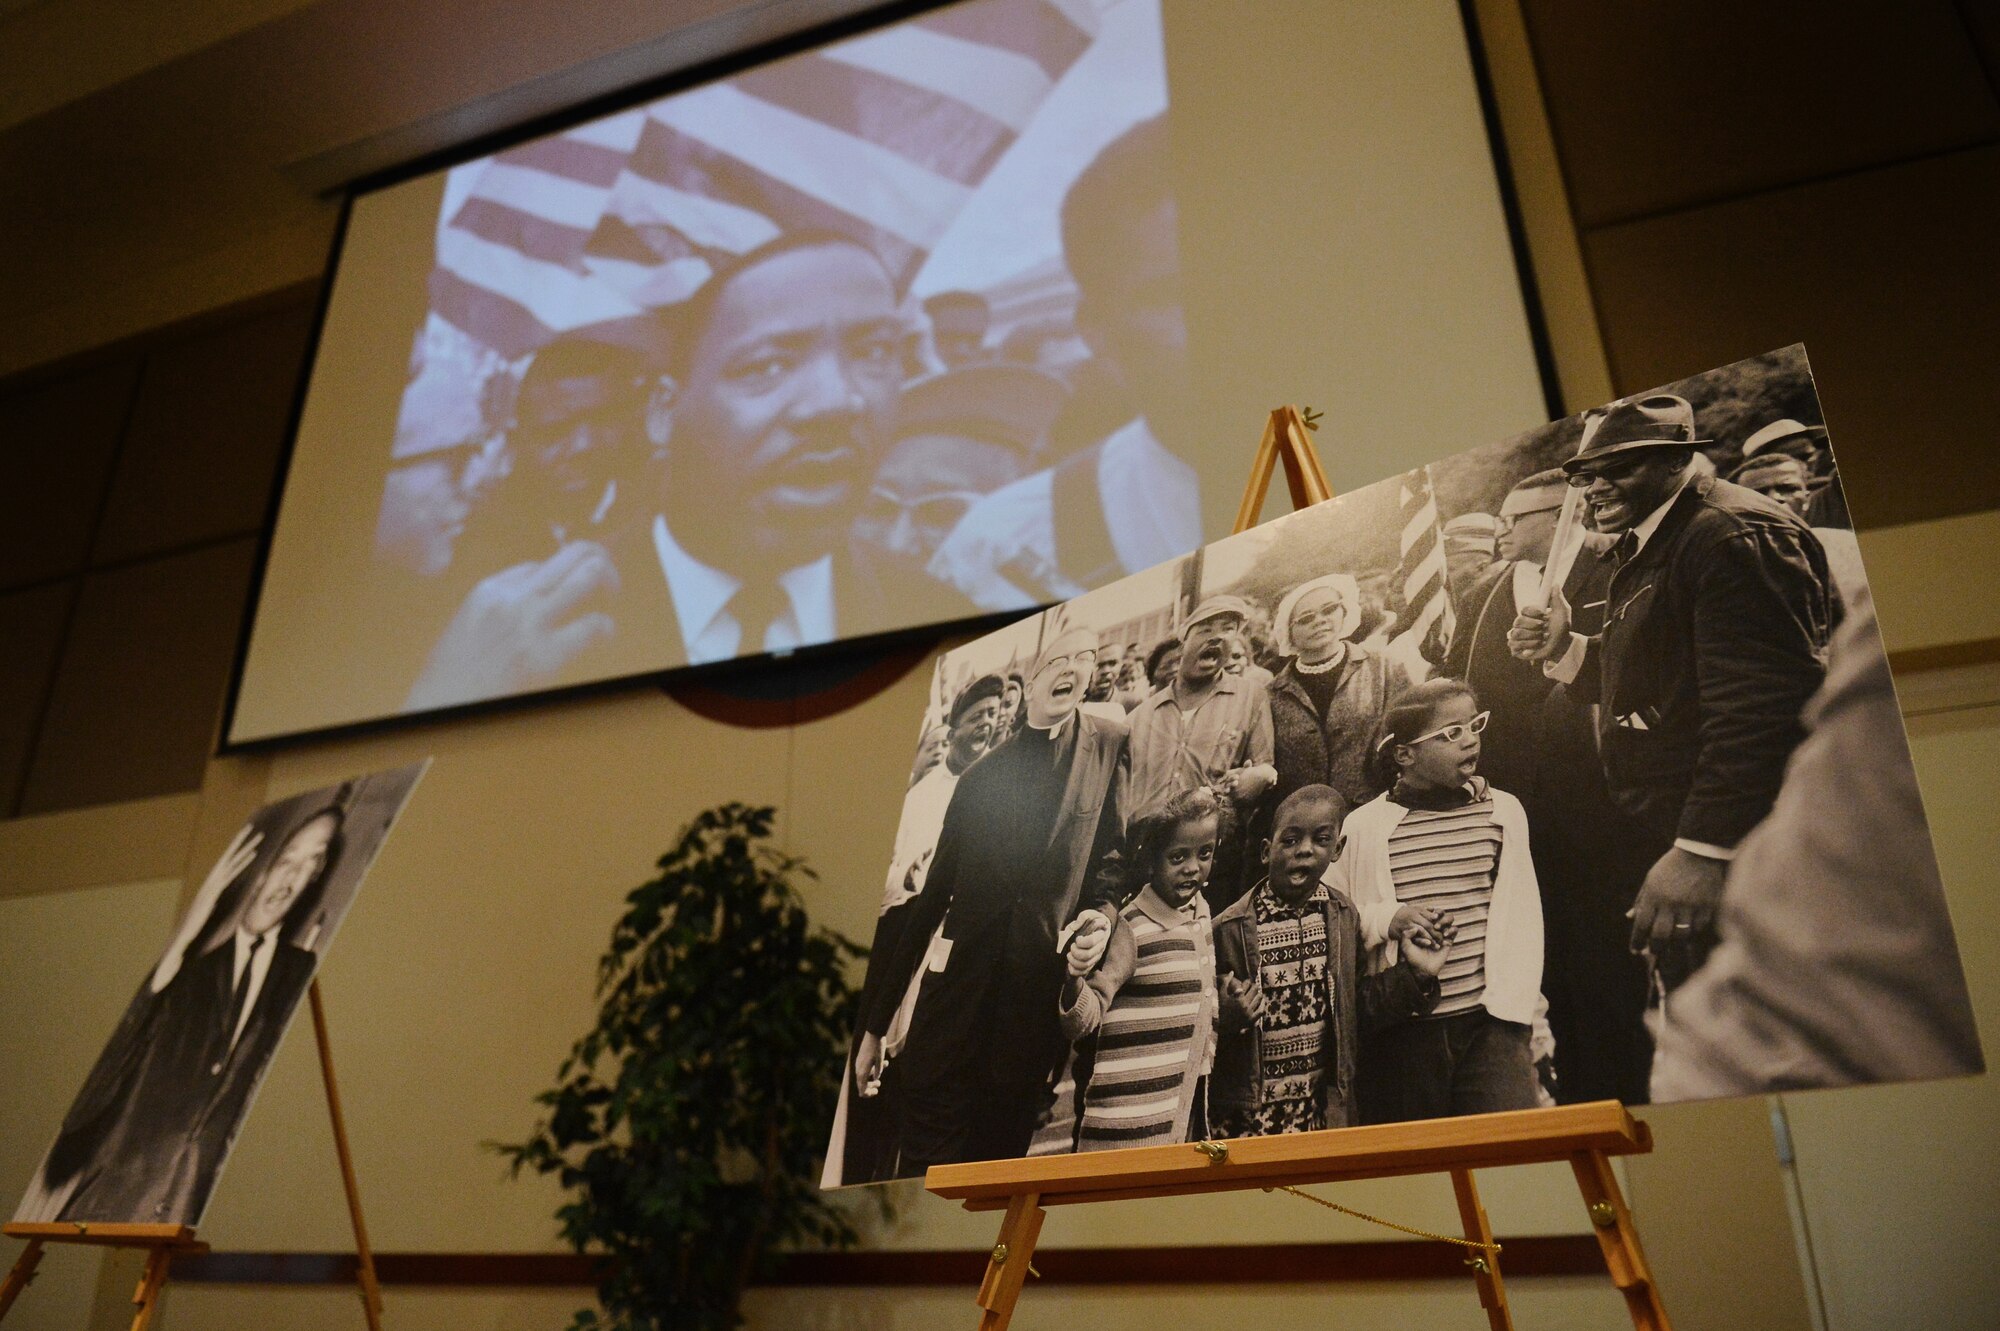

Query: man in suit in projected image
[928,115,1203,609]
[641,229,910,666]
[405,229,914,705]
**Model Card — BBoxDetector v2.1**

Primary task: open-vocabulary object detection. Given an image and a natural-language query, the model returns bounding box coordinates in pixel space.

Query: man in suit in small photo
[1509,393,1833,990]
[21,808,343,1226]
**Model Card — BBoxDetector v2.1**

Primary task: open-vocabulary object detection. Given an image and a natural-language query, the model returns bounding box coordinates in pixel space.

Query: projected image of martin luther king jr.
[407,229,911,708]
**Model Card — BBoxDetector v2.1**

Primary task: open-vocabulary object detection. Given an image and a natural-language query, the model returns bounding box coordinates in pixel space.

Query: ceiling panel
[19,539,258,816]
[0,0,874,376]
[0,580,76,817]
[1582,145,2000,529]
[91,301,315,564]
[0,359,139,589]
[1525,0,2000,227]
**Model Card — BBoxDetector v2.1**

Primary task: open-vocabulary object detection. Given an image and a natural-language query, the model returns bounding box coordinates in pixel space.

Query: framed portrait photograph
[12,762,428,1227]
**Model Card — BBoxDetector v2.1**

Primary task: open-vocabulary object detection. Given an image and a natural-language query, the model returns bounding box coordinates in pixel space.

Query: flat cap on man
[1182,594,1253,633]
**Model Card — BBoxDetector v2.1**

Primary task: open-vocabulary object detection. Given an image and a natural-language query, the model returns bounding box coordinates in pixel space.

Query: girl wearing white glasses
[1327,677,1550,1122]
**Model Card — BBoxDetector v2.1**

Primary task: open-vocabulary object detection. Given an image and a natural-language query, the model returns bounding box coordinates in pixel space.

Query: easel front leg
[127,1248,174,1331]
[311,981,386,1331]
[975,1192,1044,1331]
[1450,1168,1513,1331]
[0,1239,46,1321]
[1571,1149,1672,1331]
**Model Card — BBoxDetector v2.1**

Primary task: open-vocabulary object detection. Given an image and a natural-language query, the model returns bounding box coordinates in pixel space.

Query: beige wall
[4,2,1999,1329]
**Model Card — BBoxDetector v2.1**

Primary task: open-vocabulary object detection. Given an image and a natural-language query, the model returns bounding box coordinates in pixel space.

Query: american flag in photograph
[429,113,649,361]
[1395,464,1456,667]
[425,0,1099,361]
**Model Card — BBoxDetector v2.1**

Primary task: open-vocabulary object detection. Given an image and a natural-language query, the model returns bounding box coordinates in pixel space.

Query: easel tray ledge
[926,1100,1651,1210]
[1,1223,204,1252]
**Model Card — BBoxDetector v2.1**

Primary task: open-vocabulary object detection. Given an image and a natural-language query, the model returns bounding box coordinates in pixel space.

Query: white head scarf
[1273,573,1361,656]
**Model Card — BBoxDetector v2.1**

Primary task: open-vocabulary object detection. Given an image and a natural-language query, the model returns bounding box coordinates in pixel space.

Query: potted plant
[497,803,870,1330]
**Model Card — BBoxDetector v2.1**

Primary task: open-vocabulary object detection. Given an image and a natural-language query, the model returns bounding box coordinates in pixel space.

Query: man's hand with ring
[1627,846,1728,952]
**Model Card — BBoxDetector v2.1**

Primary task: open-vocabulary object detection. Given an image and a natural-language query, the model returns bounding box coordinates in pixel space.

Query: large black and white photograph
[823,347,1985,1185]
[11,762,427,1227]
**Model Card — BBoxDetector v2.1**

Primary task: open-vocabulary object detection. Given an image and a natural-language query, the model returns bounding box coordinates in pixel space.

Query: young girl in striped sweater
[1330,678,1548,1122]
[1036,788,1225,1153]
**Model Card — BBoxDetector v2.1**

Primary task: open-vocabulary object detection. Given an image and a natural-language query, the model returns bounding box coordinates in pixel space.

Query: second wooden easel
[0,978,386,1331]
[924,406,1672,1331]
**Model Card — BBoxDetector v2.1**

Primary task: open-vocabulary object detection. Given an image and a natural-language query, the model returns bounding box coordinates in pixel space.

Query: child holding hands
[1210,784,1450,1136]
[1035,788,1226,1152]
[1333,678,1548,1121]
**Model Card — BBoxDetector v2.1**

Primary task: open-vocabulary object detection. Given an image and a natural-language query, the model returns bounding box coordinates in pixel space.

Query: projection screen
[228,0,1555,744]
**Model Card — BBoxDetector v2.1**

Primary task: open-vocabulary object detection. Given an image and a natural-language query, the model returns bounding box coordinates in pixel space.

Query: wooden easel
[924,407,1672,1331]
[1,978,386,1331]
[933,1102,1669,1331]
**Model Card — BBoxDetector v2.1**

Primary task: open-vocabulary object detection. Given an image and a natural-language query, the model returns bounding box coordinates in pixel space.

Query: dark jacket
[52,938,316,1225]
[866,710,1130,1103]
[1268,646,1413,810]
[1209,882,1438,1129]
[1576,474,1832,849]
[1445,561,1556,799]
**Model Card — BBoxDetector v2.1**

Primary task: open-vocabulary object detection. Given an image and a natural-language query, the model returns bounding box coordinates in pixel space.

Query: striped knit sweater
[1386,788,1502,1016]
[1030,886,1218,1154]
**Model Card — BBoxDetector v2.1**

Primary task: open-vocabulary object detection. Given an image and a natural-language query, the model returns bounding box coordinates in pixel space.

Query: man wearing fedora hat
[1509,393,1833,990]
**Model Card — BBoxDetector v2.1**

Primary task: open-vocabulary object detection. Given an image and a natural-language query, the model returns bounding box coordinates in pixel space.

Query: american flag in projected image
[1395,464,1456,668]
[420,0,1098,365]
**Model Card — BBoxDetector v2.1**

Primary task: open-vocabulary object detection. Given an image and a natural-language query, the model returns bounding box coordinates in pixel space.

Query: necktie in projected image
[1396,464,1456,669]
[224,933,267,1053]
[731,582,792,657]
[422,0,1099,368]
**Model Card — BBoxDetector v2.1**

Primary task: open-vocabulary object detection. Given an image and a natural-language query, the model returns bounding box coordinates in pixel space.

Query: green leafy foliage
[494,803,869,1330]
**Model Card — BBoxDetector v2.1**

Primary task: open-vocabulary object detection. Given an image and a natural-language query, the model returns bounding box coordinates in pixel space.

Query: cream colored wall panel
[0,793,199,899]
[1164,0,1549,522]
[1782,712,2000,1331]
[1470,0,1615,413]
[1626,1099,1812,1331]
[0,878,184,1330]
[1859,509,2000,654]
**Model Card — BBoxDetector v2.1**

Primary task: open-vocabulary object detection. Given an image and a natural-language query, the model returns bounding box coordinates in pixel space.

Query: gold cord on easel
[1264,1179,1503,1272]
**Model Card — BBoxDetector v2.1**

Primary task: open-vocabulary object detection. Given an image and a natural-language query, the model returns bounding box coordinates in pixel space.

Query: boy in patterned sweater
[1210,784,1449,1136]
